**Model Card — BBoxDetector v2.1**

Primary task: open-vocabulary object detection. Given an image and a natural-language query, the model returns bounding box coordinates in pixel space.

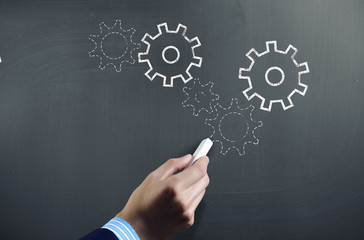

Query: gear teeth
[190,37,201,47]
[142,34,154,44]
[298,62,310,74]
[138,52,148,62]
[242,84,254,100]
[193,57,203,68]
[239,67,251,76]
[100,22,109,33]
[283,102,294,110]
[246,48,260,60]
[124,54,135,64]
[139,23,202,87]
[211,104,224,118]
[115,20,123,30]
[89,20,140,72]
[251,133,260,145]
[205,81,213,89]
[145,67,157,80]
[205,98,263,156]
[261,99,271,111]
[231,98,240,110]
[163,76,173,87]
[180,72,190,82]
[138,34,153,63]
[286,44,298,59]
[191,55,202,66]
[128,28,137,38]
[114,65,122,72]
[258,120,263,127]
[239,40,310,112]
[182,79,220,116]
[282,98,293,109]
[294,83,307,95]
[190,37,203,69]
[266,40,277,53]
[158,23,168,34]
[177,24,187,35]
[247,104,255,112]
[239,49,258,76]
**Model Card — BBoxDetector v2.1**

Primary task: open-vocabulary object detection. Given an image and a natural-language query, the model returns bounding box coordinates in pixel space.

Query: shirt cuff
[102,217,140,240]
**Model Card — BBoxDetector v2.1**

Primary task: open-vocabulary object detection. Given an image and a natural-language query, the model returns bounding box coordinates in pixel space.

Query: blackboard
[1,0,364,239]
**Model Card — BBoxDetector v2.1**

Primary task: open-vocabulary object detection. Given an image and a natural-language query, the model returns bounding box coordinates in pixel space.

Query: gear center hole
[195,92,206,103]
[265,66,285,87]
[101,32,128,59]
[219,113,248,142]
[162,46,180,64]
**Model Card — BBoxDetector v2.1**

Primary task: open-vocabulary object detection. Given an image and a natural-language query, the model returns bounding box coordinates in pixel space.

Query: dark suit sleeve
[80,228,118,240]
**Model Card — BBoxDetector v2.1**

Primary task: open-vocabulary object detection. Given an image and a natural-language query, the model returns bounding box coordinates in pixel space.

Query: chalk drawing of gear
[182,78,220,116]
[239,41,310,112]
[89,20,140,72]
[138,23,202,87]
[205,98,263,156]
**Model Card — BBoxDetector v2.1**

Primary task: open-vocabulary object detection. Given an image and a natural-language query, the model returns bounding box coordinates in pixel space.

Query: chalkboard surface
[1,0,364,239]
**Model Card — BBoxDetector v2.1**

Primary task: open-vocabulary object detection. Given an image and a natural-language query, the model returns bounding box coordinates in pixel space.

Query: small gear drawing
[239,40,310,112]
[182,78,220,116]
[89,20,140,72]
[205,98,263,156]
[138,23,202,87]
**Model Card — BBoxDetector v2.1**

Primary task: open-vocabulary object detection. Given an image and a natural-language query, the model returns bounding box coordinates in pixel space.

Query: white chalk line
[239,40,310,112]
[89,19,141,72]
[138,23,202,87]
[205,98,263,156]
[182,78,220,116]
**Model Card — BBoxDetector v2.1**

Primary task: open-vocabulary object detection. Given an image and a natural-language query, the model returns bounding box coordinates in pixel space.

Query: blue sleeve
[80,228,118,240]
[101,217,141,240]
[80,218,140,240]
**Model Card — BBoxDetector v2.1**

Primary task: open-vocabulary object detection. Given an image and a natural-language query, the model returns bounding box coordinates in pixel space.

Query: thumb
[154,154,193,180]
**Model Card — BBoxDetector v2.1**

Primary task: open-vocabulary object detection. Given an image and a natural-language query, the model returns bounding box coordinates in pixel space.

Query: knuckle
[167,178,181,197]
[176,199,189,213]
[196,162,207,176]
[201,189,206,196]
[168,158,178,166]
[147,171,157,180]
[186,218,194,228]
[183,211,194,227]
[205,174,210,185]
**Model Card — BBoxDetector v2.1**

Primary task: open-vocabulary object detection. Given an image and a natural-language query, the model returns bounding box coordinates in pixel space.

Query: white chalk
[188,138,213,167]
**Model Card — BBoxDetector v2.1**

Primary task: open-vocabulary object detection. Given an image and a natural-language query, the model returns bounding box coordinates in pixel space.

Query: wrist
[116,210,150,240]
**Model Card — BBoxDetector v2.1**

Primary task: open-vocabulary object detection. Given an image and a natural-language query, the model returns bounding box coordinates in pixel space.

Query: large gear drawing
[89,20,140,72]
[205,98,263,156]
[138,23,202,87]
[182,78,220,116]
[239,40,310,112]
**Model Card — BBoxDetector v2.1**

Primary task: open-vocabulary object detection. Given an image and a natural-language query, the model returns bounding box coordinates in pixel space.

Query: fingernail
[205,156,210,164]
[181,154,192,161]
[199,156,209,164]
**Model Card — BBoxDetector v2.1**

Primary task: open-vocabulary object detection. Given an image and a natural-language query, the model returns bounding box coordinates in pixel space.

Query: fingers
[182,189,206,228]
[153,154,193,180]
[174,156,209,188]
[182,173,209,207]
[189,189,206,212]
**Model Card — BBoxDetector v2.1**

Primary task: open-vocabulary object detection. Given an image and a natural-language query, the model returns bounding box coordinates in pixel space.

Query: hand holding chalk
[116,142,211,240]
[188,138,213,167]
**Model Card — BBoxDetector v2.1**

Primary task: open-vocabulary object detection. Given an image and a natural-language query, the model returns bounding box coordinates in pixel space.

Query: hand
[116,154,210,240]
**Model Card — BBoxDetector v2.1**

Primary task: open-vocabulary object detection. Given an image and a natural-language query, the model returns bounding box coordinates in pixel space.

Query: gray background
[1,0,364,239]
